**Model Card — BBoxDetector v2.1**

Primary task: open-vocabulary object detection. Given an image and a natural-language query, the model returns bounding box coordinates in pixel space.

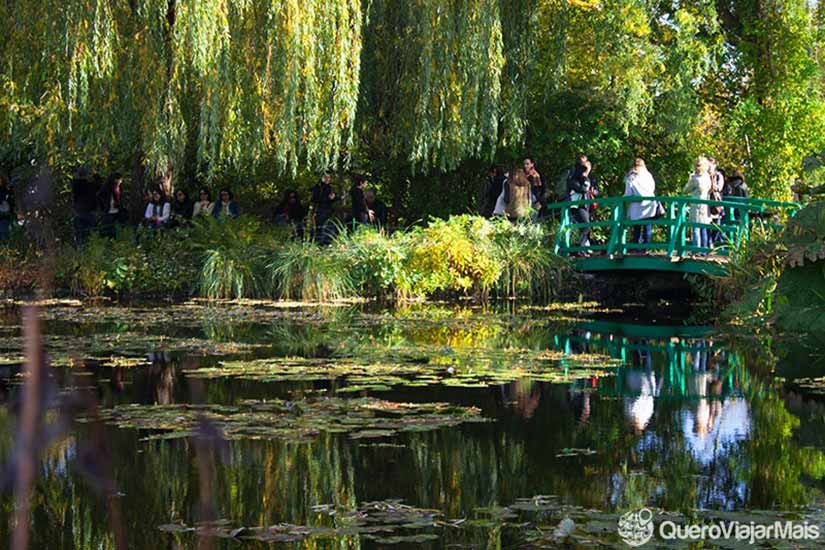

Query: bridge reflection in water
[540,320,756,466]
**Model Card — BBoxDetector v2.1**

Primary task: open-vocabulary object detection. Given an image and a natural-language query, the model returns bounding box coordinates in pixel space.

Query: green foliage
[708,203,825,331]
[54,228,201,297]
[488,218,568,299]
[30,214,577,302]
[192,217,273,300]
[402,215,502,298]
[2,0,824,211]
[705,224,786,327]
[334,227,410,299]
[56,235,110,297]
[774,203,825,331]
[268,238,354,302]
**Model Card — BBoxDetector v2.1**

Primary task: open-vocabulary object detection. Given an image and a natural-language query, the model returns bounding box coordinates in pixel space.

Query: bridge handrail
[546,194,800,264]
[544,195,800,213]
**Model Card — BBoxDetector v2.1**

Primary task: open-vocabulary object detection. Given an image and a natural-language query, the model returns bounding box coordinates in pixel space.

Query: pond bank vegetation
[0,215,571,303]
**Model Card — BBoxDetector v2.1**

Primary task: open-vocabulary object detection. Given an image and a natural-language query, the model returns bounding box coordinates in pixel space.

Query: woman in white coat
[624,158,657,246]
[682,157,712,252]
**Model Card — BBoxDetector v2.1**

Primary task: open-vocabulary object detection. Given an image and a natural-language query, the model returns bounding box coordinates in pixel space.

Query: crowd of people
[484,154,750,253]
[59,168,391,245]
[0,156,751,251]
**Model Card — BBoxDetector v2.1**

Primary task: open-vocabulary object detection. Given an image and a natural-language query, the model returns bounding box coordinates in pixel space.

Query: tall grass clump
[489,218,570,299]
[191,217,274,300]
[268,237,353,302]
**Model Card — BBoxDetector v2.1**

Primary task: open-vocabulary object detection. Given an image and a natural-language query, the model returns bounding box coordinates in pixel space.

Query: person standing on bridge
[566,157,593,252]
[624,158,657,248]
[683,157,712,253]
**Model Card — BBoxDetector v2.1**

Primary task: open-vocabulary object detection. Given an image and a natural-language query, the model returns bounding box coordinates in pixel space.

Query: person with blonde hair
[683,157,712,252]
[504,168,532,221]
[624,158,657,247]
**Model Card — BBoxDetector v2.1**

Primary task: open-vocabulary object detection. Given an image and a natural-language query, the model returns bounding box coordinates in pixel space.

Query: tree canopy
[1,0,823,206]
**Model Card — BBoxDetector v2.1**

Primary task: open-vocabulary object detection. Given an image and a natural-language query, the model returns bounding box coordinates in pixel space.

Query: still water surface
[0,302,823,548]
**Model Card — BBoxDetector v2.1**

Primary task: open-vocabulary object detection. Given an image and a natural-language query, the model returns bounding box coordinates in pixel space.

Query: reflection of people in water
[147,351,175,405]
[500,379,543,419]
[622,346,660,434]
[570,390,591,424]
[623,366,659,434]
[682,345,750,463]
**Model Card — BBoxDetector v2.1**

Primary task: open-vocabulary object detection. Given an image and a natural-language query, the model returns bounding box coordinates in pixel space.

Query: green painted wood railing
[544,195,800,258]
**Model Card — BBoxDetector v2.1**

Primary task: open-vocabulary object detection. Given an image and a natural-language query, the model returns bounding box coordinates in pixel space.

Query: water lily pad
[93,397,489,441]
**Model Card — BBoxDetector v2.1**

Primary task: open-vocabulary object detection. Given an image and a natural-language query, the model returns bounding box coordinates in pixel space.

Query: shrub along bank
[0,215,570,302]
[698,202,825,333]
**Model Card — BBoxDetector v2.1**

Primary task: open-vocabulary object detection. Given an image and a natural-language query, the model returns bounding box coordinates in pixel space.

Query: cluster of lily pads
[91,397,489,442]
[158,496,825,548]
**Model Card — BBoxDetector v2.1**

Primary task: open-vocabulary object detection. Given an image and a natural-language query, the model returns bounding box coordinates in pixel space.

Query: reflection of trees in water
[407,429,526,517]
[739,394,825,507]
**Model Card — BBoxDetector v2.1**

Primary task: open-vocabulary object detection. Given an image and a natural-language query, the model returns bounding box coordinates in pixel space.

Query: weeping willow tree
[0,0,823,203]
[0,0,363,183]
[357,0,527,173]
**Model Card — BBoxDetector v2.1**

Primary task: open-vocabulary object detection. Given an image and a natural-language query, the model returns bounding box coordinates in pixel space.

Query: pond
[0,301,824,548]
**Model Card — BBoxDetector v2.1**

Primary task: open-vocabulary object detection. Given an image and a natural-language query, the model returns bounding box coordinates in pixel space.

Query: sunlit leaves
[1,0,363,179]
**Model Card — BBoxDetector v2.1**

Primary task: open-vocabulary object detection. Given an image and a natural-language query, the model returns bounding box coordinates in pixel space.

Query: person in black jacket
[566,157,593,252]
[722,169,749,221]
[0,174,14,240]
[484,165,507,218]
[365,188,388,227]
[97,173,127,237]
[311,173,337,225]
[170,189,192,227]
[72,166,99,245]
[274,189,308,238]
[311,173,338,244]
[350,174,372,227]
[722,170,749,199]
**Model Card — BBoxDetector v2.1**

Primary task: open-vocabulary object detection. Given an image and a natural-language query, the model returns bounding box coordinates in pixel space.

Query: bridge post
[617,201,627,256]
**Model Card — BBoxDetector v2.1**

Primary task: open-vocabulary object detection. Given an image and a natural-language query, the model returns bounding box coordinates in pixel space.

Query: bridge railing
[544,195,800,258]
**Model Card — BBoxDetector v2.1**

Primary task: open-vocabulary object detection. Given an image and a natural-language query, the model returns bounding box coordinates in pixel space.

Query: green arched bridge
[545,195,800,275]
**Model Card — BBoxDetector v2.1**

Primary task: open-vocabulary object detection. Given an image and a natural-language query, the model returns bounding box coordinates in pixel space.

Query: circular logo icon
[618,508,654,547]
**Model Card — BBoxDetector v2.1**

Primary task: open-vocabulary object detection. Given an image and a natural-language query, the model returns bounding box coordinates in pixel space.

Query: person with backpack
[566,156,593,252]
[624,158,657,247]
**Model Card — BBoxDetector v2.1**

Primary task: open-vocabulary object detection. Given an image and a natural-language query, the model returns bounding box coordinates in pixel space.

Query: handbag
[655,201,666,218]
